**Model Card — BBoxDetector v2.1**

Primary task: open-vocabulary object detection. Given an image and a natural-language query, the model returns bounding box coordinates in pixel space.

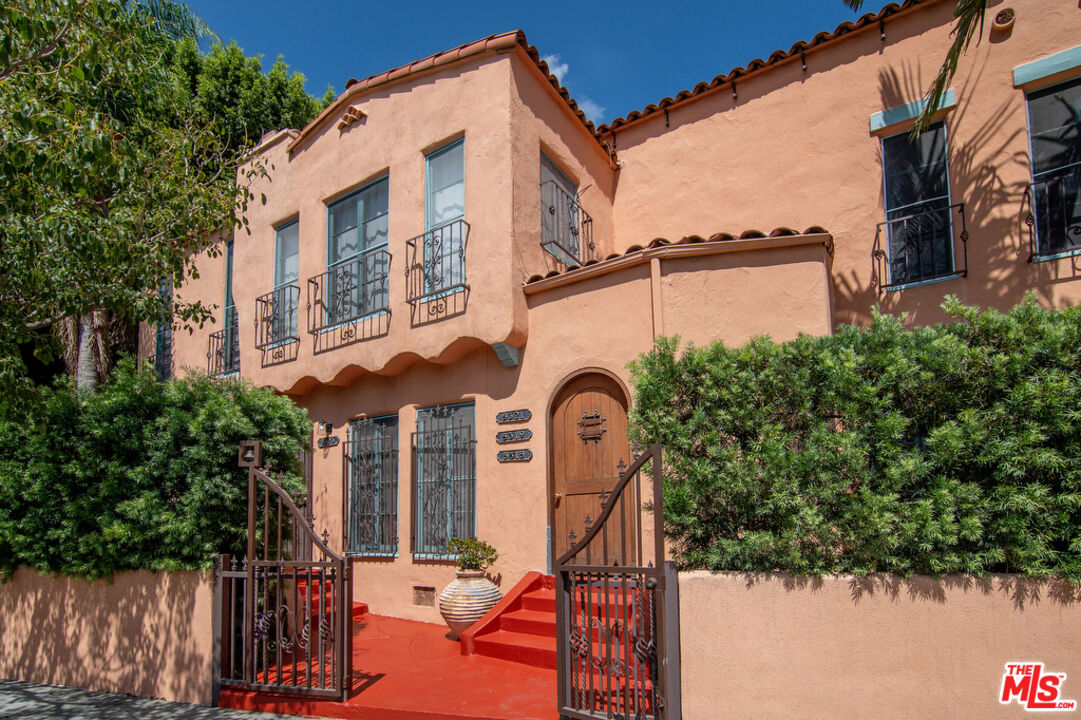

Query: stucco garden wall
[678,571,1081,720]
[0,568,215,705]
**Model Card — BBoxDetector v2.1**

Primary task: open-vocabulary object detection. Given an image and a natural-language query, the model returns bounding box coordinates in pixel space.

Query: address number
[497,449,533,463]
[496,429,533,444]
[496,409,532,424]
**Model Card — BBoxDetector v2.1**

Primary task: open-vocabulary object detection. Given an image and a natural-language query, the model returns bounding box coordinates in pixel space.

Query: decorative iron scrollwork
[577,409,607,442]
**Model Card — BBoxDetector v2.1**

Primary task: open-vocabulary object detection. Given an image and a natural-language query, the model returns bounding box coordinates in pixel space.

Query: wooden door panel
[551,374,631,563]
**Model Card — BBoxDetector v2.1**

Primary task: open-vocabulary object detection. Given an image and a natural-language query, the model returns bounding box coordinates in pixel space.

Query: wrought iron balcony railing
[208,306,240,376]
[307,249,391,334]
[255,284,300,348]
[541,180,595,267]
[874,202,968,290]
[1027,163,1081,260]
[405,219,469,306]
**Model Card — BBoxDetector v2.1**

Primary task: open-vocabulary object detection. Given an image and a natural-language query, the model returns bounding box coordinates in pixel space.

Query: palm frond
[911,0,987,135]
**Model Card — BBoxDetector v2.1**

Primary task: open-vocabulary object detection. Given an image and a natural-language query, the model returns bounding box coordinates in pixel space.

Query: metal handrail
[1027,164,1081,260]
[208,307,240,375]
[873,202,967,290]
[405,219,470,305]
[255,285,301,349]
[306,249,391,333]
[541,180,595,267]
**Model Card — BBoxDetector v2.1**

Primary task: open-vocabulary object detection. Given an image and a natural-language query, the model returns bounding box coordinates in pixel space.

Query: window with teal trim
[346,415,399,556]
[1027,76,1081,258]
[326,178,390,324]
[880,121,955,285]
[412,402,475,558]
[421,140,466,296]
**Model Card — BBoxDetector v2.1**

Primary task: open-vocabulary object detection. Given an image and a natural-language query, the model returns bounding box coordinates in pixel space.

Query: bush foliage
[0,359,309,578]
[629,297,1081,579]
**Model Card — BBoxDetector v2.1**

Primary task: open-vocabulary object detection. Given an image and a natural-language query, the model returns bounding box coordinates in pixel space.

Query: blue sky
[183,1,878,126]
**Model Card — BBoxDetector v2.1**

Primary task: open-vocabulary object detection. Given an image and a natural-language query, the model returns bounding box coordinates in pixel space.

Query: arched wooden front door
[550,373,632,564]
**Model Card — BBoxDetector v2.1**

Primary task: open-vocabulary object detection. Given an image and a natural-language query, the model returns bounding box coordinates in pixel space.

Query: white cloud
[576,96,606,124]
[540,53,605,123]
[541,53,569,84]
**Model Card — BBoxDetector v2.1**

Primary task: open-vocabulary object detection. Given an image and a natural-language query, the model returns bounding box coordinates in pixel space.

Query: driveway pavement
[0,680,315,720]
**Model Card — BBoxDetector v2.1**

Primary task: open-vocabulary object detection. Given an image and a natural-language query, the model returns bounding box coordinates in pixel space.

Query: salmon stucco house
[147,0,1081,644]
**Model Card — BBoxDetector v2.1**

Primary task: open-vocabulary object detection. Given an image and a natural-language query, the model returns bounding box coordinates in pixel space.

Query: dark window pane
[883,122,949,212]
[1028,77,1081,176]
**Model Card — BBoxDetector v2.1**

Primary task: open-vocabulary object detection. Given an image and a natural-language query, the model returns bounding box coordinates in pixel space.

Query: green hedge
[0,359,309,578]
[629,297,1081,579]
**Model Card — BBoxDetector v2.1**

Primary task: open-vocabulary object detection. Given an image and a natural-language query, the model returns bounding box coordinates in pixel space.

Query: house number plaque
[317,436,340,449]
[497,449,533,463]
[496,409,532,424]
[496,428,532,444]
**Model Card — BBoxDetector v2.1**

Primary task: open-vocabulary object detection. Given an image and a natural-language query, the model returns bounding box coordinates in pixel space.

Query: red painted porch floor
[217,613,558,720]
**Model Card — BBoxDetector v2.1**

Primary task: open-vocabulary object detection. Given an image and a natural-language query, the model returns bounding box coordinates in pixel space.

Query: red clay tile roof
[524,226,832,285]
[288,30,606,155]
[595,0,929,134]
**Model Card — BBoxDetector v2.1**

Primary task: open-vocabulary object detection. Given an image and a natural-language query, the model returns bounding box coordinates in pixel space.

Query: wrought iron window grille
[255,284,301,349]
[1026,163,1081,261]
[405,219,470,313]
[208,305,240,376]
[541,180,596,268]
[307,249,391,336]
[873,202,968,291]
[410,406,476,559]
[343,416,399,557]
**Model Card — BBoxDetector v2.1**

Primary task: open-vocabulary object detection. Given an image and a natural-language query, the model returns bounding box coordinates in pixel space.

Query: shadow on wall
[0,569,213,705]
[834,47,1081,327]
[735,571,1081,610]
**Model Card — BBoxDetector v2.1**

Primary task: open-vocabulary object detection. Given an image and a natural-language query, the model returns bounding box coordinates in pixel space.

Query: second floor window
[260,220,300,345]
[416,140,467,297]
[541,152,592,266]
[881,121,955,286]
[326,178,390,324]
[210,238,239,376]
[1027,76,1081,259]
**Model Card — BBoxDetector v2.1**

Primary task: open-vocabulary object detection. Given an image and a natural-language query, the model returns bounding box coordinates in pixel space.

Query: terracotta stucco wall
[300,242,831,623]
[0,569,214,704]
[679,571,1081,720]
[607,0,1081,327]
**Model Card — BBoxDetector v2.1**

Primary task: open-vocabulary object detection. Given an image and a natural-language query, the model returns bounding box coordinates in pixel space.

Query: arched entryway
[548,372,633,566]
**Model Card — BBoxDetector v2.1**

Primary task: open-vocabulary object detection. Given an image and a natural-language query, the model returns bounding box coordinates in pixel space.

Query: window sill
[347,551,398,559]
[881,272,964,293]
[1032,247,1081,263]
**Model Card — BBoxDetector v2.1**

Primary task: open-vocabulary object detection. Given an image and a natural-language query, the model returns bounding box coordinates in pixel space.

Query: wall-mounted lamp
[316,422,340,448]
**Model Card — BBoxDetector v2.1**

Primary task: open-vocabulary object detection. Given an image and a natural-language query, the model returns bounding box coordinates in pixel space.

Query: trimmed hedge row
[0,359,309,578]
[629,297,1081,579]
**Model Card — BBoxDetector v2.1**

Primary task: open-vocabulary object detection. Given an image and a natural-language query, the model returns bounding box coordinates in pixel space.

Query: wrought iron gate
[555,444,680,720]
[216,441,351,701]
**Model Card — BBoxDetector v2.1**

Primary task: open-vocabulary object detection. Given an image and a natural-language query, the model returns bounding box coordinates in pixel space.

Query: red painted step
[499,608,556,636]
[463,573,642,672]
[472,629,557,669]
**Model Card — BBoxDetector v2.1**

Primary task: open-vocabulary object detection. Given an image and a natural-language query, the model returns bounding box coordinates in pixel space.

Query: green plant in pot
[438,538,503,639]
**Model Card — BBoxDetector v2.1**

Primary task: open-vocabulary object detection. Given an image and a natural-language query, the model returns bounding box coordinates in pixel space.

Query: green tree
[0,0,263,402]
[171,38,326,154]
[846,0,987,134]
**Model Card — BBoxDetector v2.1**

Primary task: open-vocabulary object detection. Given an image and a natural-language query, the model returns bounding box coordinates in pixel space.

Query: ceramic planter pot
[438,570,502,639]
[992,8,1015,33]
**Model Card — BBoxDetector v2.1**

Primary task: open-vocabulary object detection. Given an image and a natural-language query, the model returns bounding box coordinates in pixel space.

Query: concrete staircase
[471,581,558,669]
